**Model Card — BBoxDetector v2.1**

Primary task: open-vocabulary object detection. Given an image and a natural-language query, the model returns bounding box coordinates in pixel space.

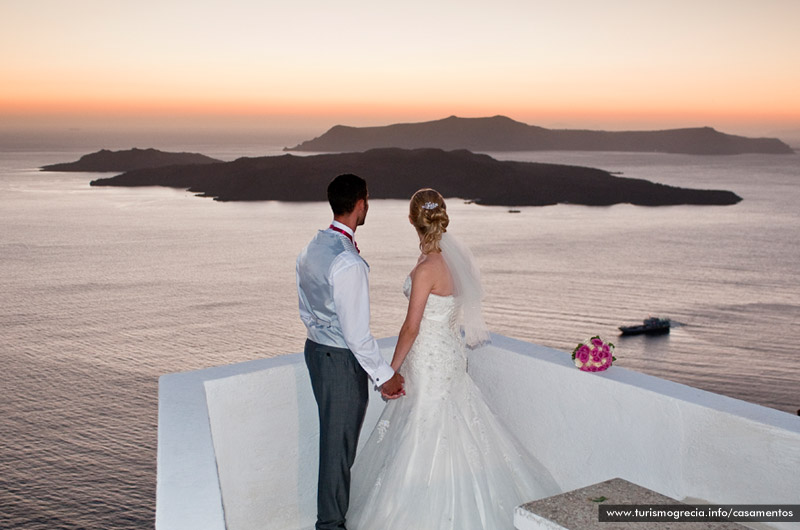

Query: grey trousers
[304,339,369,530]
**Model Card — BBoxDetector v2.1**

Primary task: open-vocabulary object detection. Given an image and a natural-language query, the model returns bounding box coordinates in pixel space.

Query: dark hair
[327,173,367,215]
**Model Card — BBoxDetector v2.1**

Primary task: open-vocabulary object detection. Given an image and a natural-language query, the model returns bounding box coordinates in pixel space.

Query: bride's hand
[381,372,405,400]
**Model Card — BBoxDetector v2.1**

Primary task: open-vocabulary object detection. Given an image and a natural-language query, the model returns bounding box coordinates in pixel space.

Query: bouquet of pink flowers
[572,336,616,372]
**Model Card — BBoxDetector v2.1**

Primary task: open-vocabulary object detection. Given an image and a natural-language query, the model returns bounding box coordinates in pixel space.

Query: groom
[296,173,405,530]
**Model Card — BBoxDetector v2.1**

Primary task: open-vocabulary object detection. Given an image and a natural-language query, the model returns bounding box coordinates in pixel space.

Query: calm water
[1,132,799,529]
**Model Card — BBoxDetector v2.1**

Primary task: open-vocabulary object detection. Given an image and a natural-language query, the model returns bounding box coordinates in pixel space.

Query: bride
[348,189,559,529]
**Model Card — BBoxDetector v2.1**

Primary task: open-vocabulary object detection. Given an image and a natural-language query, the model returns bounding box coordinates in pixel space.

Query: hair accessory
[422,201,439,210]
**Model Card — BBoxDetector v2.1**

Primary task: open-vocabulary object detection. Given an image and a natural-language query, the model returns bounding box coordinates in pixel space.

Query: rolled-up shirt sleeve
[331,257,395,386]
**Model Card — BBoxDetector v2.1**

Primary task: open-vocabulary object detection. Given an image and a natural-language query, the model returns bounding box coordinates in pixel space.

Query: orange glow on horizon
[2,1,798,139]
[3,92,799,134]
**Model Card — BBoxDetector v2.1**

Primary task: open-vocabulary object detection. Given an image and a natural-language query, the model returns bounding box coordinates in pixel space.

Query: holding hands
[381,372,405,400]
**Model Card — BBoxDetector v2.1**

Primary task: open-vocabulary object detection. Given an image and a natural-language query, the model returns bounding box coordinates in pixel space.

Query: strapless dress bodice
[402,275,456,323]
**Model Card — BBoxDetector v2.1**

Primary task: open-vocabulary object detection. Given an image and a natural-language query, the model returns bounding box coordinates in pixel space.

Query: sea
[1,127,799,529]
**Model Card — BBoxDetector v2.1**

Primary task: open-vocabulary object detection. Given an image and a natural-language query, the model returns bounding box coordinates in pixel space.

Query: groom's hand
[381,372,405,399]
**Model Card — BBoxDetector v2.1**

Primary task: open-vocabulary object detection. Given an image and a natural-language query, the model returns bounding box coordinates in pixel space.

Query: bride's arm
[390,264,434,372]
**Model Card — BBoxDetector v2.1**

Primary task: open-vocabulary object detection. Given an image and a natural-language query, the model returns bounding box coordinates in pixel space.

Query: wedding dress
[347,275,560,529]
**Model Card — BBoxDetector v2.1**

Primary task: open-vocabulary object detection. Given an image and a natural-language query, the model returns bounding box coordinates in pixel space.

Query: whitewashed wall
[156,334,800,530]
[156,339,394,530]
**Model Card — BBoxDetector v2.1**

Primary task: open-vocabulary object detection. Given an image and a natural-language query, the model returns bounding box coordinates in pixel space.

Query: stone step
[515,478,750,530]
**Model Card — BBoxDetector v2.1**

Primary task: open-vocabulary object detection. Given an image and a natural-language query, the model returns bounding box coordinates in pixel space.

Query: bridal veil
[439,232,490,348]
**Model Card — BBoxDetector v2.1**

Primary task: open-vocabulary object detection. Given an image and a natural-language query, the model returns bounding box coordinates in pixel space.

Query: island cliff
[285,116,794,155]
[41,148,222,172]
[90,148,742,207]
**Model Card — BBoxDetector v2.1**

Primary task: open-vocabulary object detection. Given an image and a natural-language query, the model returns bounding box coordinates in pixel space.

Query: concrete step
[515,478,749,530]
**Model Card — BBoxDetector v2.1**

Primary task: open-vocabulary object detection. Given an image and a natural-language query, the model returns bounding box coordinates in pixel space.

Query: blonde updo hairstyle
[409,188,449,254]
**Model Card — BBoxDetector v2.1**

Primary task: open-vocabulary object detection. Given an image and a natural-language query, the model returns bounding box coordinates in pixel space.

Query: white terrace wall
[156,334,800,530]
[470,335,800,521]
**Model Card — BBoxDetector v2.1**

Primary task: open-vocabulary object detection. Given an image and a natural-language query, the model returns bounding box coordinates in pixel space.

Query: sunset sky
[2,0,799,138]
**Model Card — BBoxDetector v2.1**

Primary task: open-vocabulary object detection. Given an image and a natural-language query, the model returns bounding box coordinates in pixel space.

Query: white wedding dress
[348,276,559,529]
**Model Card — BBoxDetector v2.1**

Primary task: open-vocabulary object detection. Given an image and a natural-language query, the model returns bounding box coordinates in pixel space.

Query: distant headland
[89,147,742,207]
[40,148,221,172]
[285,116,794,155]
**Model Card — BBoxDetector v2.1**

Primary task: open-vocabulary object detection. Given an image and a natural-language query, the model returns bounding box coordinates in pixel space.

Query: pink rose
[598,356,612,371]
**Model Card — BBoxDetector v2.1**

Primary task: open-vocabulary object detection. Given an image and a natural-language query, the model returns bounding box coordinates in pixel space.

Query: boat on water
[619,316,671,335]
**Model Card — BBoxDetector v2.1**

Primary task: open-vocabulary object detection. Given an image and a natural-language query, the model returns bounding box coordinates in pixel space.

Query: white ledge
[156,334,800,530]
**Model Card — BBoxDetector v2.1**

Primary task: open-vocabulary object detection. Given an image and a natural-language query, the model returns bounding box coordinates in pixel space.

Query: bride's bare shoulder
[414,252,452,295]
[410,252,440,278]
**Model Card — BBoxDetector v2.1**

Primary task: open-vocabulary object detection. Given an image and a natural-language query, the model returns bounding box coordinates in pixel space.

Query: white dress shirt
[297,221,395,386]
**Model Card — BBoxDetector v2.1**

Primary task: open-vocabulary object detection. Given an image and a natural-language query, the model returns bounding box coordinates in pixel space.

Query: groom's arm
[332,258,396,388]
